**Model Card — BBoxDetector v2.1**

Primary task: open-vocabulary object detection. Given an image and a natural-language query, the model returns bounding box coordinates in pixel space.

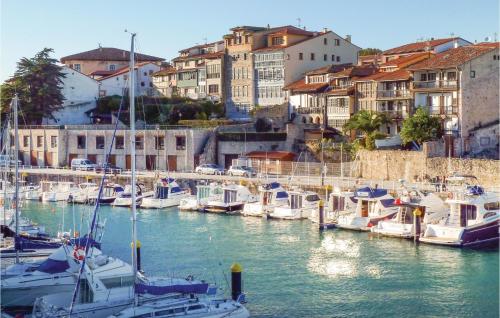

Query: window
[470,70,476,78]
[135,136,144,149]
[77,135,86,149]
[447,72,457,80]
[331,54,335,61]
[143,72,147,76]
[176,136,186,150]
[323,54,327,61]
[123,74,128,80]
[140,82,145,87]
[310,53,315,61]
[155,136,164,150]
[420,73,427,81]
[73,64,81,72]
[109,64,116,71]
[480,137,490,146]
[96,136,105,149]
[428,73,436,81]
[272,36,284,46]
[115,136,124,149]
[334,39,340,46]
[50,136,57,148]
[243,53,247,60]
[36,136,43,147]
[23,136,29,147]
[323,38,327,45]
[336,56,340,62]
[299,52,303,60]
[149,70,153,75]
[209,84,219,94]
[484,202,500,211]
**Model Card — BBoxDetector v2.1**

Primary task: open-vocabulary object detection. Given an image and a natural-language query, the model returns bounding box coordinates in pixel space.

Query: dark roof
[152,67,177,76]
[172,52,224,62]
[378,52,433,68]
[330,65,378,78]
[267,26,314,36]
[230,25,268,32]
[356,69,411,82]
[179,41,224,53]
[406,46,496,70]
[383,37,463,55]
[305,63,352,76]
[89,70,116,76]
[283,78,329,93]
[61,47,164,63]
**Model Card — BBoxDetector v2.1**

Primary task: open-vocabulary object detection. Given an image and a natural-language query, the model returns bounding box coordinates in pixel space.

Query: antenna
[297,18,301,28]
[98,42,102,48]
[203,37,207,44]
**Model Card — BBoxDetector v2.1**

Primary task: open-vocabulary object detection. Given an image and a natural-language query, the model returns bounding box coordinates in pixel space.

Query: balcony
[377,106,408,119]
[295,106,323,115]
[428,105,458,116]
[413,80,458,90]
[377,90,411,99]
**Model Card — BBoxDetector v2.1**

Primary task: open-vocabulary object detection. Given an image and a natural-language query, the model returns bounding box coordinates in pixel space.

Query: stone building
[407,43,500,156]
[12,125,211,171]
[151,67,177,97]
[60,46,164,78]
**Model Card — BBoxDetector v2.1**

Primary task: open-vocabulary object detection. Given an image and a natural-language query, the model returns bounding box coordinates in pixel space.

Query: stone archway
[315,116,321,124]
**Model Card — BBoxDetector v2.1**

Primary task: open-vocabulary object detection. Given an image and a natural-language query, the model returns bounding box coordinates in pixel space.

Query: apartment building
[98,62,161,97]
[172,41,225,101]
[61,46,164,78]
[407,44,499,155]
[13,125,210,171]
[151,67,177,97]
[253,27,361,107]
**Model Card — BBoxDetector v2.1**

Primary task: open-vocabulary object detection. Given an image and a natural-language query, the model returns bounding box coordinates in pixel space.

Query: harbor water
[18,201,500,317]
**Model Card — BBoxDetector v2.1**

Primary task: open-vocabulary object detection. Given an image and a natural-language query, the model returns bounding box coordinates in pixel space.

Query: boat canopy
[135,282,209,295]
[36,247,70,274]
[355,187,388,198]
[160,178,175,185]
[465,185,484,196]
[276,191,288,199]
[14,236,62,251]
[262,182,281,190]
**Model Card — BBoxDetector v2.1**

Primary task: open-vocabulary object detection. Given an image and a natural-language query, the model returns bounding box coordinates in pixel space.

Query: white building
[43,65,99,125]
[254,27,361,107]
[98,62,161,97]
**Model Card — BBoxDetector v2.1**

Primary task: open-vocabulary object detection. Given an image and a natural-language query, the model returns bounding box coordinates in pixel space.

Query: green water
[19,201,499,317]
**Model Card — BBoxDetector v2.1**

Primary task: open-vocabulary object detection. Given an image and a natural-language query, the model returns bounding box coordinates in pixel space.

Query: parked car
[95,162,122,174]
[195,163,224,175]
[71,158,98,171]
[227,166,257,177]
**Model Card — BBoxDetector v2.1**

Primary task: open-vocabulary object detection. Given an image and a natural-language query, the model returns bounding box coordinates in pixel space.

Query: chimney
[323,27,328,33]
[345,35,351,43]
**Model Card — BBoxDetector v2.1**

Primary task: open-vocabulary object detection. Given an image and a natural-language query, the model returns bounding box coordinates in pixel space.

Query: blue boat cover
[14,236,62,251]
[70,237,101,249]
[37,258,70,274]
[262,182,280,190]
[161,178,175,184]
[276,191,288,199]
[171,186,182,194]
[354,187,388,198]
[135,283,209,295]
[466,185,484,196]
[380,198,395,207]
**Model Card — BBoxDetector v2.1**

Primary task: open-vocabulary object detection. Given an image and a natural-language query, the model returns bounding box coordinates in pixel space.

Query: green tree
[1,48,66,124]
[343,110,390,150]
[400,107,442,145]
[359,48,382,56]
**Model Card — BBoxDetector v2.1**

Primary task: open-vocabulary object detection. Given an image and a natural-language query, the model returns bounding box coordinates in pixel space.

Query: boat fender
[73,246,85,261]
[447,192,453,199]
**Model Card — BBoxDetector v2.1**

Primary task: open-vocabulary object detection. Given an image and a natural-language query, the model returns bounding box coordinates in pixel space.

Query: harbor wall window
[77,135,86,149]
[272,36,284,46]
[135,136,144,150]
[96,136,105,149]
[37,136,43,147]
[336,56,340,62]
[331,55,335,61]
[176,136,186,150]
[323,54,327,61]
[209,84,219,94]
[115,136,124,149]
[324,38,328,45]
[155,136,165,150]
[23,136,29,147]
[50,136,57,148]
[310,53,315,61]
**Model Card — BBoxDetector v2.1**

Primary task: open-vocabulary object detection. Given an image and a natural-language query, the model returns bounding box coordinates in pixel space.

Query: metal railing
[377,90,411,99]
[413,80,458,89]
[295,106,323,114]
[429,105,458,115]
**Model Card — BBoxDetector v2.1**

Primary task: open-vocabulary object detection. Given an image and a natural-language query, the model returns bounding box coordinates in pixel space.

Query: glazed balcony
[428,105,458,116]
[376,90,411,99]
[412,80,458,91]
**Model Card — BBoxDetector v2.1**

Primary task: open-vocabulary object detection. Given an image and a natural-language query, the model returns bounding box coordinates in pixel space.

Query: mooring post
[319,199,325,231]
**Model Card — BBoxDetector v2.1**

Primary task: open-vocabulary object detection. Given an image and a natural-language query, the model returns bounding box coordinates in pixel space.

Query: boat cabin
[446,187,499,227]
[353,187,395,217]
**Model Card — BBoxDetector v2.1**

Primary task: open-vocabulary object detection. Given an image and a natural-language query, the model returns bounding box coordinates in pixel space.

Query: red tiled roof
[475,42,500,48]
[329,65,378,78]
[89,70,116,76]
[172,52,224,62]
[406,46,496,71]
[179,41,224,53]
[305,63,352,76]
[152,67,176,76]
[283,78,329,93]
[355,69,411,82]
[61,47,164,63]
[97,62,152,81]
[378,52,433,68]
[245,151,296,161]
[252,31,330,52]
[383,37,462,55]
[268,26,315,37]
[326,86,354,96]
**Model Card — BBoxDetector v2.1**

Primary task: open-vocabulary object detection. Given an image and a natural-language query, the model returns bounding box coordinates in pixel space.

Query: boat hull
[1,280,75,307]
[420,219,499,248]
[336,212,398,232]
[205,203,245,214]
[140,197,183,209]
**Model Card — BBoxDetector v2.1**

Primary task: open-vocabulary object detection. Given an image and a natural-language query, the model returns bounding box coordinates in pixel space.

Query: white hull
[1,277,75,307]
[41,191,70,202]
[371,221,417,238]
[140,196,186,209]
[269,207,314,220]
[178,195,199,211]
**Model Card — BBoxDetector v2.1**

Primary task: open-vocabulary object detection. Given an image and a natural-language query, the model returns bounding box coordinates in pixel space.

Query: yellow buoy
[319,200,325,207]
[231,263,242,273]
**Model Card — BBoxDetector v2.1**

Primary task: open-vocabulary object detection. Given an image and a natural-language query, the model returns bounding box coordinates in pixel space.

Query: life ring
[73,246,85,261]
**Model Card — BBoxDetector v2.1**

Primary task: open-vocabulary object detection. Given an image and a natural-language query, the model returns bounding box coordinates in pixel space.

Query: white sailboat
[242,182,288,217]
[269,190,320,220]
[205,183,257,214]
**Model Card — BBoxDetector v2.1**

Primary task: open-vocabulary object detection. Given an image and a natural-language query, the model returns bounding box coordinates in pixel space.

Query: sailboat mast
[13,94,20,263]
[129,32,138,302]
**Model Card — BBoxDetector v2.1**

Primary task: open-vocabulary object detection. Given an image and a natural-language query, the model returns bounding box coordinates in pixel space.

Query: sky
[1,0,499,82]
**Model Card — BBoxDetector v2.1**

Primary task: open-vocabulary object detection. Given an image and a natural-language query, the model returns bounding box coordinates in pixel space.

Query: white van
[71,158,98,171]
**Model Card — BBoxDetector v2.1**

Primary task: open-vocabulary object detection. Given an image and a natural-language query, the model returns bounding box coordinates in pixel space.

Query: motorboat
[70,182,99,204]
[371,189,447,239]
[242,182,288,217]
[269,190,320,220]
[179,183,223,212]
[335,187,398,231]
[140,178,190,209]
[0,180,39,200]
[113,184,154,208]
[419,186,499,248]
[41,181,79,202]
[0,235,62,261]
[88,183,124,205]
[309,187,355,223]
[22,183,40,201]
[205,184,257,214]
[1,237,101,308]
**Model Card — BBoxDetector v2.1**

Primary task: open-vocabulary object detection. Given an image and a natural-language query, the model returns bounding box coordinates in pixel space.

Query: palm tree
[343,110,390,150]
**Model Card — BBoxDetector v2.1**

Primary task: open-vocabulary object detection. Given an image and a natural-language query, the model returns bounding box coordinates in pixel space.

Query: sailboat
[33,33,249,318]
